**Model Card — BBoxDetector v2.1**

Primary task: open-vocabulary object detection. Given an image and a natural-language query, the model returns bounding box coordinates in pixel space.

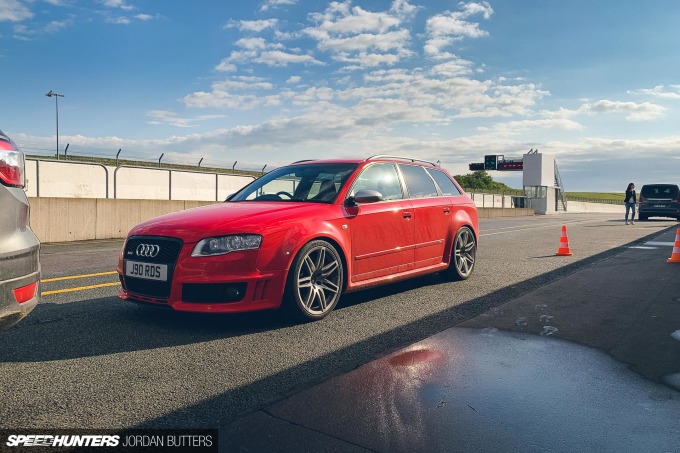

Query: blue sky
[2,0,680,192]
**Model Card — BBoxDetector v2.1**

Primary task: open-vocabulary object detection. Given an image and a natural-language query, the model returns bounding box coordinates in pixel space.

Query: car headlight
[191,234,262,257]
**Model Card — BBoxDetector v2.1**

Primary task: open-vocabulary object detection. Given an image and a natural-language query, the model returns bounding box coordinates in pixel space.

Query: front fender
[255,217,351,275]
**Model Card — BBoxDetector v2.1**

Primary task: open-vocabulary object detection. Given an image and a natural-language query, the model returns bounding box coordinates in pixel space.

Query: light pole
[45,90,64,160]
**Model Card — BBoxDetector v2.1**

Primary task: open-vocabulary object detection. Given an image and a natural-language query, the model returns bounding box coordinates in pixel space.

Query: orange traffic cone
[668,228,680,263]
[556,225,573,256]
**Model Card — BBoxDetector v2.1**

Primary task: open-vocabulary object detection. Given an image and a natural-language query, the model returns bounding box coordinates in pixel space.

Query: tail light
[0,138,25,188]
[13,282,38,304]
[638,195,645,203]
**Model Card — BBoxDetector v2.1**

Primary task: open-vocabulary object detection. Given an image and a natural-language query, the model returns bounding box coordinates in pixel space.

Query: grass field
[565,192,624,204]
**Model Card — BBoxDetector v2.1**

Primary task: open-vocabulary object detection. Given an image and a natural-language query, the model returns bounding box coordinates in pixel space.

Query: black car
[638,184,680,221]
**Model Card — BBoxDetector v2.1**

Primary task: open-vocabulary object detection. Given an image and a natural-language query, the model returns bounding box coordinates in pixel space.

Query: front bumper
[118,269,287,313]
[118,237,288,313]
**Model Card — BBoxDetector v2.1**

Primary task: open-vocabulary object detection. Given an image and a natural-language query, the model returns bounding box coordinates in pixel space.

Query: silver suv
[0,130,40,330]
[638,184,680,221]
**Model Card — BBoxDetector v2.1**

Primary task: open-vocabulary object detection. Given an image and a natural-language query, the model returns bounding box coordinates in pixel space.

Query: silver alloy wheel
[453,227,476,279]
[294,242,342,317]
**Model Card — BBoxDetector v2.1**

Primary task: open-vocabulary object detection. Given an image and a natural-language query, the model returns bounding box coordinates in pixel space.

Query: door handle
[443,208,450,215]
[402,211,412,219]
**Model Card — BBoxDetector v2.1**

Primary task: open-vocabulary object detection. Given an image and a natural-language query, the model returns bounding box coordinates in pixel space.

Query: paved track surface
[1,214,678,451]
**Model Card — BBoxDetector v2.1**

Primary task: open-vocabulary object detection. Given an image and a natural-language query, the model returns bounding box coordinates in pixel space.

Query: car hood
[128,201,331,243]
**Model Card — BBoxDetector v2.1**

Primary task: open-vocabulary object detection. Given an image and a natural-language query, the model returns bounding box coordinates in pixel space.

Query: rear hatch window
[641,185,680,199]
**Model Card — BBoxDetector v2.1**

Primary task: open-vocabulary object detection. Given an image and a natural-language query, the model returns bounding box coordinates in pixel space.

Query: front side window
[229,163,357,203]
[399,164,438,198]
[349,163,403,201]
[427,168,462,196]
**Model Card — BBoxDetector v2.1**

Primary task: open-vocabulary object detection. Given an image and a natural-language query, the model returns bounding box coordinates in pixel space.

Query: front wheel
[284,240,344,321]
[444,226,476,281]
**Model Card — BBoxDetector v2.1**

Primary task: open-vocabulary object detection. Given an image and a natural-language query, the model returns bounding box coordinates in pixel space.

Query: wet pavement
[222,225,680,452]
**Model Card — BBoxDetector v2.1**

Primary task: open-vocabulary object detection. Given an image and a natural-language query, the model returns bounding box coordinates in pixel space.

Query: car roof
[289,155,439,167]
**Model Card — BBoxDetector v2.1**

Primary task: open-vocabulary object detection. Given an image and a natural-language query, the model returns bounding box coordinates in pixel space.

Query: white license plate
[654,204,666,208]
[125,260,168,281]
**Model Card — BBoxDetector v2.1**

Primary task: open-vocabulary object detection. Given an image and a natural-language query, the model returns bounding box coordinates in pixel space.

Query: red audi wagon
[117,156,479,321]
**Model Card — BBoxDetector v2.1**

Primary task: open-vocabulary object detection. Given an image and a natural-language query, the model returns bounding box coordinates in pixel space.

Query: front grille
[122,236,183,299]
[124,236,183,264]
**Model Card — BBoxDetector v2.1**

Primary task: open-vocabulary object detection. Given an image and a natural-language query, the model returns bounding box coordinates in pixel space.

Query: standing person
[625,182,636,225]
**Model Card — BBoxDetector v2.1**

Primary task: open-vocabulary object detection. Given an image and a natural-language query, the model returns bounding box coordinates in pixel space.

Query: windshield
[229,163,358,203]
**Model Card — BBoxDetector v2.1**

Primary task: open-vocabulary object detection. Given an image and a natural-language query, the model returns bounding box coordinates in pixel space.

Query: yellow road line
[41,271,118,283]
[41,282,120,296]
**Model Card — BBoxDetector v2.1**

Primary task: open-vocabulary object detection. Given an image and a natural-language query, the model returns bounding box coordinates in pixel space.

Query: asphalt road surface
[1,213,677,434]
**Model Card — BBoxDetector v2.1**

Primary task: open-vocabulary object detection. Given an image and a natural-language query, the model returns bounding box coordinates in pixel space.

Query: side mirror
[344,196,357,208]
[353,189,383,204]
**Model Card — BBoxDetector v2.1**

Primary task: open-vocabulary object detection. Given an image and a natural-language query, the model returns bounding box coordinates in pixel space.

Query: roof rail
[291,159,316,164]
[366,155,438,167]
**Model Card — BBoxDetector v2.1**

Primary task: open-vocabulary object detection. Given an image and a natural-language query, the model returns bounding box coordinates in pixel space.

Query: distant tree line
[453,170,516,192]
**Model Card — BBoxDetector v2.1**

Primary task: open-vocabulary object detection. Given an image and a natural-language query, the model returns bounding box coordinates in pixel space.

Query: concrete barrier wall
[29,198,216,243]
[478,207,534,218]
[566,201,624,214]
[25,160,255,201]
[28,198,536,243]
[470,193,512,208]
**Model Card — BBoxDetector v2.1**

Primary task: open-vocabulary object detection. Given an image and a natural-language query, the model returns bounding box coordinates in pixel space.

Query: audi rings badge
[136,244,160,258]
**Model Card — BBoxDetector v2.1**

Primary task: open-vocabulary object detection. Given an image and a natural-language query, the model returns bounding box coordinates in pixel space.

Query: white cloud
[101,0,134,11]
[260,0,297,13]
[479,118,584,135]
[303,1,414,70]
[226,18,278,32]
[183,77,282,109]
[43,18,72,33]
[0,0,33,22]
[105,16,131,25]
[425,1,493,58]
[12,16,74,38]
[628,85,680,101]
[256,49,323,67]
[147,110,226,128]
[579,100,667,121]
[309,2,401,34]
[235,37,269,50]
[390,0,418,19]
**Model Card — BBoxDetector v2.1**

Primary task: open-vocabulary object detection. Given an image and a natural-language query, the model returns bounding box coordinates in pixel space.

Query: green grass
[565,192,623,204]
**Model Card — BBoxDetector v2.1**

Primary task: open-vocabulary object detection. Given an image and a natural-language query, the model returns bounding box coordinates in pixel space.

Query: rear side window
[427,168,462,196]
[641,185,680,198]
[399,164,438,198]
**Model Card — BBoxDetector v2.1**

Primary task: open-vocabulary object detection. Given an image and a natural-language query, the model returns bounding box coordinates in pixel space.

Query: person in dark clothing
[625,182,636,225]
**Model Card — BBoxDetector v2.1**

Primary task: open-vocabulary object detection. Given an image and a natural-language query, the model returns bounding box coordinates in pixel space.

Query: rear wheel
[639,214,648,221]
[444,226,476,281]
[284,240,344,321]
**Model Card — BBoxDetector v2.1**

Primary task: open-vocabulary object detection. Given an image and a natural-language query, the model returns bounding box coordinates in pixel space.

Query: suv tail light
[13,282,38,304]
[0,138,25,188]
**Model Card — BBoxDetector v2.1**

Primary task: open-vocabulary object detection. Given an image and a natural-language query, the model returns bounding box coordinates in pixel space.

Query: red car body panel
[117,158,479,314]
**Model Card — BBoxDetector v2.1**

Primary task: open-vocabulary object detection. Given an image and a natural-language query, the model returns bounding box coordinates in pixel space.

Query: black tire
[444,226,476,281]
[639,214,648,221]
[284,240,344,321]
